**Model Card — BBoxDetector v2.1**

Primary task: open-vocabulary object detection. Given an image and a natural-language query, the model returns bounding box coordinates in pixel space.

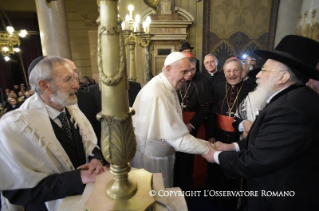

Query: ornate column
[84,0,155,210]
[128,43,137,81]
[35,0,72,58]
[144,46,151,83]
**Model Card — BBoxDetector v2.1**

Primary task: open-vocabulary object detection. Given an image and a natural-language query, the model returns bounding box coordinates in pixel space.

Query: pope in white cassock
[131,52,210,187]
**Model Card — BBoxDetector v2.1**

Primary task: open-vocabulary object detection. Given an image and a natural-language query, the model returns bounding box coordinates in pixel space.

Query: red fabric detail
[183,111,207,188]
[216,113,236,132]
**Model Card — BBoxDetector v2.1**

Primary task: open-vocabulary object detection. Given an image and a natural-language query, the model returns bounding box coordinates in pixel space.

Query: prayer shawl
[0,93,97,211]
[235,93,258,123]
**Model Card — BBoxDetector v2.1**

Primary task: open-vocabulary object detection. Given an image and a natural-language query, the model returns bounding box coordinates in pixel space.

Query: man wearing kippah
[0,56,107,211]
[131,52,210,188]
[203,35,319,211]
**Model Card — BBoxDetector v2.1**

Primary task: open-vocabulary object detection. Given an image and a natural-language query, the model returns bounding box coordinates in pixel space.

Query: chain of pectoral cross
[225,81,244,119]
[179,81,192,110]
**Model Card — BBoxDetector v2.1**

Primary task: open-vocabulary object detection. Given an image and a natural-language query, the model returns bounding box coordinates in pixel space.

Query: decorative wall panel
[203,0,280,69]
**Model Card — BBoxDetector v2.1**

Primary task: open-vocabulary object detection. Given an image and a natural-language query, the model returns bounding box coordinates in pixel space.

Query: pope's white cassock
[131,72,208,188]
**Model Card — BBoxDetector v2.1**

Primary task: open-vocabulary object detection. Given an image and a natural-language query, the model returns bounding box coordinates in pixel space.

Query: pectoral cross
[226,109,234,119]
[181,103,186,109]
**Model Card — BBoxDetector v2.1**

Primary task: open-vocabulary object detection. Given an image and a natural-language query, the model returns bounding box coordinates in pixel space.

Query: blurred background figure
[5,98,20,113]
[180,42,200,72]
[81,76,92,87]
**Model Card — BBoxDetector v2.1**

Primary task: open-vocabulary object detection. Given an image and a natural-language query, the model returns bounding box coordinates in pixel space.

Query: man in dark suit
[88,81,141,111]
[4,98,20,113]
[180,42,200,73]
[202,54,225,86]
[203,35,319,211]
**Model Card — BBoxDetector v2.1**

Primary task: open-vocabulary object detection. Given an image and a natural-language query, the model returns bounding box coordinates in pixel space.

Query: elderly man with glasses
[0,56,107,211]
[203,35,319,211]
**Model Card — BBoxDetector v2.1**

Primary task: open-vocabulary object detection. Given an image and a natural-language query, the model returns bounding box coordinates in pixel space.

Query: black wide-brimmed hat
[180,42,194,51]
[254,35,319,83]
[247,67,261,78]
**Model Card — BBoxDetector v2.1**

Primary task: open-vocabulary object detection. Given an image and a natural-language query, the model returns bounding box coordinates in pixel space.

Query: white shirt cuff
[234,143,240,152]
[188,123,195,129]
[238,120,246,132]
[214,151,222,164]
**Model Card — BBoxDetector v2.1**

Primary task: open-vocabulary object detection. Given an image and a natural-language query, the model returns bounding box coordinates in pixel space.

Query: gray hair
[281,64,303,85]
[223,57,243,71]
[29,56,68,94]
[203,54,218,66]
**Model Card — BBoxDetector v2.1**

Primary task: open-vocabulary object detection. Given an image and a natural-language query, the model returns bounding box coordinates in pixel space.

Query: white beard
[50,85,77,108]
[245,78,277,121]
[245,89,268,122]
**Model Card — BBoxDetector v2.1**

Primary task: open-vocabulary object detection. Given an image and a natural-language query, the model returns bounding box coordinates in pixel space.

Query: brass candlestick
[84,0,159,210]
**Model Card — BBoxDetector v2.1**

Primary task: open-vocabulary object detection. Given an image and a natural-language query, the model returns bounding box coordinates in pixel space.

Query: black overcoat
[219,85,319,211]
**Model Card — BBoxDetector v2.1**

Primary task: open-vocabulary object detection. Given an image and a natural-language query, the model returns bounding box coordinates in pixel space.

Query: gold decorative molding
[296,10,319,42]
[174,7,195,21]
[140,5,194,41]
[144,0,160,11]
[160,0,172,15]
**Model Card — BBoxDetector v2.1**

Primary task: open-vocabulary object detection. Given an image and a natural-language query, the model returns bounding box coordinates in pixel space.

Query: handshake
[202,141,236,163]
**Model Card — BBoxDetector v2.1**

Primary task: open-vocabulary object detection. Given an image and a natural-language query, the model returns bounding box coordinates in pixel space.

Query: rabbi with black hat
[180,42,200,72]
[203,35,319,210]
[0,56,107,211]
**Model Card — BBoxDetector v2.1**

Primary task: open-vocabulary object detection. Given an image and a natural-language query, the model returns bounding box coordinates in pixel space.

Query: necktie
[57,112,73,140]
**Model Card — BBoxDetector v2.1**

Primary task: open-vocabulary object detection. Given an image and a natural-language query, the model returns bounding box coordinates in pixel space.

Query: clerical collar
[266,86,289,104]
[209,70,218,76]
[227,79,243,88]
[159,72,175,92]
[45,104,67,120]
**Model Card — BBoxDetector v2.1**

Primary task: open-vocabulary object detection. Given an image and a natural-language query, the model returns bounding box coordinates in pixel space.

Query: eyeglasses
[260,68,282,73]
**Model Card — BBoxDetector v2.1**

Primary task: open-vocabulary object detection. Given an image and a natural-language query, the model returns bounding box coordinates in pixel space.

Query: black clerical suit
[208,80,255,142]
[76,89,101,145]
[219,85,319,211]
[203,70,226,88]
[3,110,104,211]
[5,104,20,113]
[207,80,254,210]
[88,81,141,111]
[174,73,213,191]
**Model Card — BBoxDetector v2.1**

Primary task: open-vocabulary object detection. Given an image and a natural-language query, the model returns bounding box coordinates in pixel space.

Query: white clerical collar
[266,86,289,104]
[159,72,175,92]
[45,104,66,120]
[209,70,218,76]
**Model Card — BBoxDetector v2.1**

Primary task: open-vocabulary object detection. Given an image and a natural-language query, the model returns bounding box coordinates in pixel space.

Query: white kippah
[164,52,187,65]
